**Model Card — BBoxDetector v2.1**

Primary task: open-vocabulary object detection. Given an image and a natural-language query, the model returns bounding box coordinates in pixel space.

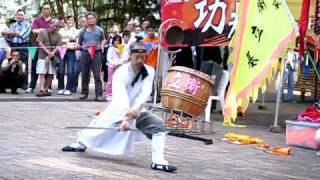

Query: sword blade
[65,126,138,131]
[65,127,213,145]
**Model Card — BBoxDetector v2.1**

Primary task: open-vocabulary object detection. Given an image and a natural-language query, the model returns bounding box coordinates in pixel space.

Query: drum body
[161,66,213,116]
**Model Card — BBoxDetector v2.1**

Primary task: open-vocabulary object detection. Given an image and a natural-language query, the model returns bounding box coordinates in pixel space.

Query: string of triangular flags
[6,45,100,61]
[5,42,157,61]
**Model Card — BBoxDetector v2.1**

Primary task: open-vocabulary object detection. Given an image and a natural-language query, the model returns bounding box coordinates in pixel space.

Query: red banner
[161,0,239,47]
[298,0,310,57]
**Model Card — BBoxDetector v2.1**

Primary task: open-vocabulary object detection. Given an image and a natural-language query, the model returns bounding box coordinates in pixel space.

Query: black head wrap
[130,37,149,86]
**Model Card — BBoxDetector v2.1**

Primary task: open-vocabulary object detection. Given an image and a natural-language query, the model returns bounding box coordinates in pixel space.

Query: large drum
[161,66,213,116]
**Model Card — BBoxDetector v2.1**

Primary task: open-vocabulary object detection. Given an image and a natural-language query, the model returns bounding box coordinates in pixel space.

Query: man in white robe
[62,40,177,173]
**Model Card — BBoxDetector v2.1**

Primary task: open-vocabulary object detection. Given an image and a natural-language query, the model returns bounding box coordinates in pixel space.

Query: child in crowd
[143,25,159,69]
[120,30,131,63]
[105,35,124,101]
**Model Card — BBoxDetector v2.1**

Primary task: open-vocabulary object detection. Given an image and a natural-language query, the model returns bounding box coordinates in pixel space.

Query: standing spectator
[78,16,87,29]
[126,21,136,36]
[25,2,52,93]
[126,21,137,45]
[73,16,87,93]
[0,50,25,94]
[138,20,150,39]
[120,30,131,62]
[122,30,131,45]
[0,13,9,66]
[5,9,31,90]
[135,26,142,35]
[106,24,120,46]
[111,25,120,36]
[78,12,105,101]
[58,15,78,95]
[35,19,62,97]
[58,16,66,28]
[281,48,299,103]
[101,32,111,94]
[143,25,159,69]
[105,35,123,101]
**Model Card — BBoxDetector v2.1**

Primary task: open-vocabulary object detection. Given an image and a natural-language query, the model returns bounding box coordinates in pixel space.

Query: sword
[65,126,138,131]
[65,127,213,145]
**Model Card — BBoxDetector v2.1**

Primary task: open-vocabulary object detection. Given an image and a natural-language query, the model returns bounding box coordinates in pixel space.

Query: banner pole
[271,51,288,133]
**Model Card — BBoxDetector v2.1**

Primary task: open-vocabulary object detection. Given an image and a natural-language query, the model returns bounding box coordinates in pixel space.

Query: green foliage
[22,0,160,31]
[93,0,160,31]
[5,18,16,26]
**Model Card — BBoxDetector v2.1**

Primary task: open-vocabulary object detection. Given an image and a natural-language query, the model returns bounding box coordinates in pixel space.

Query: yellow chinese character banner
[224,0,297,126]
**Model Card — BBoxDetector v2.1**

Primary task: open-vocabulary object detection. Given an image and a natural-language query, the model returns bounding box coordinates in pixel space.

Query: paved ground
[0,88,319,179]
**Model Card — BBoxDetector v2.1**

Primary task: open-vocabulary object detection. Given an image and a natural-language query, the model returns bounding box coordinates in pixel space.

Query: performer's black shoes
[151,163,177,173]
[61,145,86,152]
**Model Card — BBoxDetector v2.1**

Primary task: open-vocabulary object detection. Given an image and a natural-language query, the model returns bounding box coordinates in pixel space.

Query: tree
[16,0,160,29]
[93,0,160,31]
[55,0,65,18]
[71,0,79,26]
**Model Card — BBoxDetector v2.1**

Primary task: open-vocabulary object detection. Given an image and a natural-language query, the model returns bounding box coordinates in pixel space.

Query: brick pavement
[0,101,319,179]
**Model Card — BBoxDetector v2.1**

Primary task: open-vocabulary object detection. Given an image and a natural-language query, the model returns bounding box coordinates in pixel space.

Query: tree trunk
[47,0,57,15]
[55,0,65,17]
[71,0,79,27]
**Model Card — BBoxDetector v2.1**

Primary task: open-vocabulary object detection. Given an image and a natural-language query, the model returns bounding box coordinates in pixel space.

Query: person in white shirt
[135,25,142,35]
[105,35,124,100]
[57,15,79,95]
[0,18,9,65]
[62,40,177,173]
[126,20,137,46]
[281,48,299,103]
[120,30,131,63]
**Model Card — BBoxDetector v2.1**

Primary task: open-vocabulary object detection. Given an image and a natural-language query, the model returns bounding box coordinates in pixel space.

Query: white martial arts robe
[78,62,155,155]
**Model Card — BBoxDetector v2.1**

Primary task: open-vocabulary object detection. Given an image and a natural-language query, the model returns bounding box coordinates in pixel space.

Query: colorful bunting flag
[28,47,37,60]
[88,45,97,60]
[58,46,67,60]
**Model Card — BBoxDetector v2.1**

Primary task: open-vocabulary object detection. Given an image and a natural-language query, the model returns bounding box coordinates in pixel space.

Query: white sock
[152,132,168,165]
